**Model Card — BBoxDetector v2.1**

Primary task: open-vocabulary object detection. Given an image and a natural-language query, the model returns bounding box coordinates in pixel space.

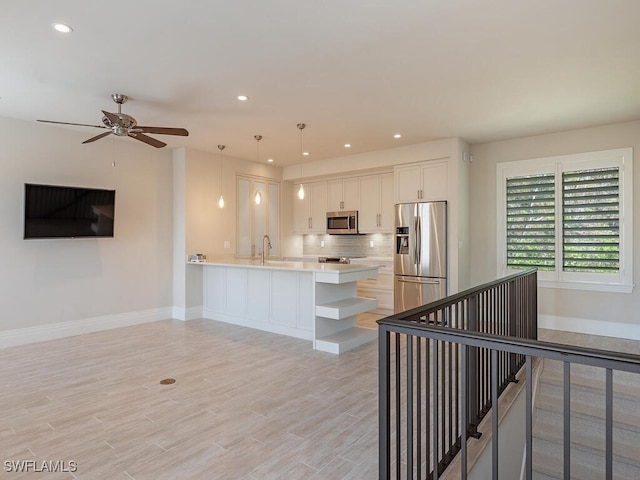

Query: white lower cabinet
[271,271,301,329]
[225,268,247,317]
[297,273,314,331]
[200,262,379,353]
[247,269,271,322]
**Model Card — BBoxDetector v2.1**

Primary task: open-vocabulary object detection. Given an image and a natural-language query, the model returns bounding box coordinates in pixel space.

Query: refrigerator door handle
[416,215,422,266]
[397,277,441,285]
[413,215,419,264]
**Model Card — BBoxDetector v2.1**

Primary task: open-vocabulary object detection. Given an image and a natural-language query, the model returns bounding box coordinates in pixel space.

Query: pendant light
[217,145,226,208]
[297,123,306,200]
[254,135,263,205]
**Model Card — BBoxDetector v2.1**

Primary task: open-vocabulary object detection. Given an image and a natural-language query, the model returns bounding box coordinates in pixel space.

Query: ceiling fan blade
[37,119,107,129]
[101,110,122,125]
[82,131,113,144]
[128,132,166,148]
[135,126,189,136]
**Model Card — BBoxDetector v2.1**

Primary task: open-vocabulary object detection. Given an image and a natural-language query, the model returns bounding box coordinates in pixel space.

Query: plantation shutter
[506,173,555,270]
[562,167,619,273]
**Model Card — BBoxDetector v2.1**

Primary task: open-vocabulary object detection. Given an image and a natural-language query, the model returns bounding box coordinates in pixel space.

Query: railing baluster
[396,333,401,479]
[378,325,390,480]
[426,338,431,476]
[448,308,453,461]
[492,349,499,480]
[461,344,468,480]
[407,335,413,479]
[525,355,533,480]
[563,361,571,480]
[416,337,422,480]
[508,280,517,382]
[441,334,446,465]
[468,294,479,438]
[606,368,613,480]
[433,339,440,480]
[454,303,460,444]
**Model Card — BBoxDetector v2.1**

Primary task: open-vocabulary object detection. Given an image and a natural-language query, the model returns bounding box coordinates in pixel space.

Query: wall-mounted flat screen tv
[24,183,116,239]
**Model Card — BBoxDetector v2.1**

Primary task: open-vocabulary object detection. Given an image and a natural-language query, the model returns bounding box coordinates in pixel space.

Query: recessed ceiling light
[303,151,309,156]
[393,133,402,139]
[267,158,274,163]
[344,143,351,148]
[237,95,248,101]
[53,23,73,33]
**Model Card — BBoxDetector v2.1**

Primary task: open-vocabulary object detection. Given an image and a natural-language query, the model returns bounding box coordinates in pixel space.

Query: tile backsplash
[303,233,393,258]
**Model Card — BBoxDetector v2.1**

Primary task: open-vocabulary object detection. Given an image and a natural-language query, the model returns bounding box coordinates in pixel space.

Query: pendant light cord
[217,144,225,208]
[297,123,305,180]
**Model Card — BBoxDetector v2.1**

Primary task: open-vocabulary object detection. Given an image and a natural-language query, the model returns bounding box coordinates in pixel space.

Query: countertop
[188,257,380,274]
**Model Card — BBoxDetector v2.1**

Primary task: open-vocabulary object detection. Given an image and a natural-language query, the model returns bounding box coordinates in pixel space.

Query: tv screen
[24,183,116,239]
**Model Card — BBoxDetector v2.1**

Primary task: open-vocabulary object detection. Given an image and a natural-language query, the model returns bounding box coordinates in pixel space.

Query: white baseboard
[539,314,640,341]
[202,308,313,341]
[0,307,173,349]
[172,305,203,321]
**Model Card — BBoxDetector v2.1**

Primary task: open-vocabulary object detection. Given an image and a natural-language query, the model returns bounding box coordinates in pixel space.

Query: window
[497,148,633,293]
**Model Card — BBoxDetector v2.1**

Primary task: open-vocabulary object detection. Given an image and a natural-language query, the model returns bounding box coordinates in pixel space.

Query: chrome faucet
[261,234,272,265]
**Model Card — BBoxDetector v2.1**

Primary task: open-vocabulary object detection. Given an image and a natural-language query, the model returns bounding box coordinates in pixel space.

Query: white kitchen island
[191,258,379,353]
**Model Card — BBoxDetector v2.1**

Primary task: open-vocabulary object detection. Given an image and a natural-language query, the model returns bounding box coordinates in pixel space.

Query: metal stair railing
[378,268,640,479]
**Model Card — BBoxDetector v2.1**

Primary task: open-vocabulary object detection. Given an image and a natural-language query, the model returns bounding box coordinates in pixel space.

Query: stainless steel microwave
[326,210,358,234]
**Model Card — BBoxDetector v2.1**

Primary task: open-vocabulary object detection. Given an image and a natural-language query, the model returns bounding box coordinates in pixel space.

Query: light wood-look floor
[0,315,386,479]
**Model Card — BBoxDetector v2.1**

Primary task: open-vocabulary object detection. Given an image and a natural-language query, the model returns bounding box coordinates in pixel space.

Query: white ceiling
[2,1,639,166]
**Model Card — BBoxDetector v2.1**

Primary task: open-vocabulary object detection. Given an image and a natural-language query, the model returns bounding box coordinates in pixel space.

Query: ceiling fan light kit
[37,93,189,148]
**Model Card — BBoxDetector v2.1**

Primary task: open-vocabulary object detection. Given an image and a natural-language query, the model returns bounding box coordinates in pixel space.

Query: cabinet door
[327,179,343,211]
[267,182,280,257]
[379,172,395,232]
[358,175,380,233]
[293,184,310,233]
[253,180,266,255]
[342,177,360,211]
[309,181,328,233]
[395,164,422,203]
[421,161,448,201]
[237,177,252,256]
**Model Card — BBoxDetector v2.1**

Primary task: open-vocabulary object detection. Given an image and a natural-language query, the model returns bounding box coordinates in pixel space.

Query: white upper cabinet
[293,181,328,234]
[379,173,395,230]
[358,172,394,233]
[394,160,448,203]
[327,178,359,211]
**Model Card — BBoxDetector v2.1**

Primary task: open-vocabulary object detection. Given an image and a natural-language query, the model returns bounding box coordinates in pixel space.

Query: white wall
[171,147,287,319]
[0,116,174,340]
[176,146,285,257]
[282,137,460,180]
[469,120,640,338]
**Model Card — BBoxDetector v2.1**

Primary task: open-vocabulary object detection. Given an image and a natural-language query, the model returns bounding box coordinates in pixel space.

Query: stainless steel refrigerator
[394,201,447,313]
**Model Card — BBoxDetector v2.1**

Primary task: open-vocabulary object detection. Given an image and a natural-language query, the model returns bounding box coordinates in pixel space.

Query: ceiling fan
[37,93,189,148]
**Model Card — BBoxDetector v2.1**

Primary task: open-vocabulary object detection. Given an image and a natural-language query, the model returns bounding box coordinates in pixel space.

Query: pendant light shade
[297,123,306,200]
[217,144,225,208]
[254,135,263,205]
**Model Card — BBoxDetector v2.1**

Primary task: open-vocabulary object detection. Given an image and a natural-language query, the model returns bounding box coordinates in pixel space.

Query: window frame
[496,147,633,293]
